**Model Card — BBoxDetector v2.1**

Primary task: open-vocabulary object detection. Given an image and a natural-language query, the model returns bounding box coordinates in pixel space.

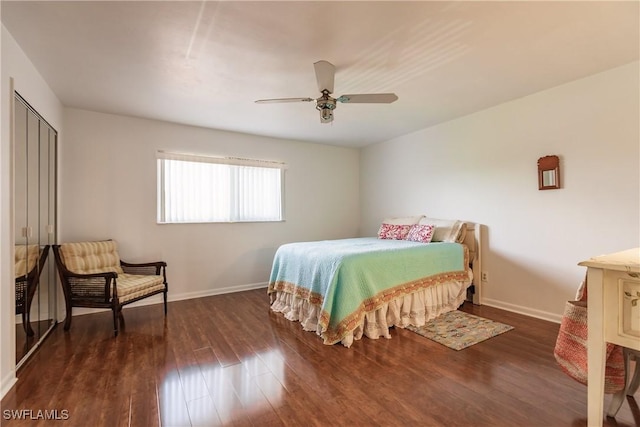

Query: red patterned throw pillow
[405,224,435,243]
[377,223,411,240]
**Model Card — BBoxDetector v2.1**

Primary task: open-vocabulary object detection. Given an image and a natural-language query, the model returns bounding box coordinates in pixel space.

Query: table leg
[587,268,606,427]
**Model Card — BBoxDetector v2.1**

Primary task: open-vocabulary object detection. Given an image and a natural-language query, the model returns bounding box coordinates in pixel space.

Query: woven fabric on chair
[15,279,27,315]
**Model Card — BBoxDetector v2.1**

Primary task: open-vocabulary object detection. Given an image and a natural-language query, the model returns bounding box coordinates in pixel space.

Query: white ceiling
[2,1,638,148]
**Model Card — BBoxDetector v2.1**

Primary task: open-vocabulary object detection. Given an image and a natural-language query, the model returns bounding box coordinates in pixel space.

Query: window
[157,151,285,223]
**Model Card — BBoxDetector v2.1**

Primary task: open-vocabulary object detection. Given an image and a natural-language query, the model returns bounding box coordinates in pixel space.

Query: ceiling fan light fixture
[320,108,333,123]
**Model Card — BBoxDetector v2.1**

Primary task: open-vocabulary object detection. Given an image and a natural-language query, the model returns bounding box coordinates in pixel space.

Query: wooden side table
[579,248,640,426]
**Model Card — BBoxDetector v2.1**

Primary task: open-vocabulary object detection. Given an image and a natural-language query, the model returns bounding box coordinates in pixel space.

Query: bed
[267,217,482,347]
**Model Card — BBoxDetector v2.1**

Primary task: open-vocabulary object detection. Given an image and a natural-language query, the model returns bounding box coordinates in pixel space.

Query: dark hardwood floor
[15,319,55,363]
[2,289,638,427]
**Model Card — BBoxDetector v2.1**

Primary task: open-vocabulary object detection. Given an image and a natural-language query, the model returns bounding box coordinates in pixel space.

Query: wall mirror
[14,92,58,367]
[538,155,560,190]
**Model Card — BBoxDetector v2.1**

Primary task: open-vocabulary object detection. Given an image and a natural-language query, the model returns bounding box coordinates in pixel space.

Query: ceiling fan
[255,60,398,123]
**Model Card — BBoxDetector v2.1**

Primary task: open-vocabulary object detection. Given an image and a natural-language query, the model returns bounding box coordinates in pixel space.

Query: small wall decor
[538,155,560,190]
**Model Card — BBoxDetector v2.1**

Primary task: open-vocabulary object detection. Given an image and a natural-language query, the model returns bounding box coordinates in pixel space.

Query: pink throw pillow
[405,224,435,243]
[377,223,412,240]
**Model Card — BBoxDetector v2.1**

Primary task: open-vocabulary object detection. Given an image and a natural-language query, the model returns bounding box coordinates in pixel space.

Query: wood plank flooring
[2,288,638,426]
[15,319,55,363]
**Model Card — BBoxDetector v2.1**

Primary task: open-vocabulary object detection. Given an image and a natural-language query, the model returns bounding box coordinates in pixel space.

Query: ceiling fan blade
[255,97,314,104]
[337,93,398,104]
[314,60,335,94]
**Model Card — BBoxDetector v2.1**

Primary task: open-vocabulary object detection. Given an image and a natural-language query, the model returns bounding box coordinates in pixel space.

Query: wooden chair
[608,348,640,417]
[52,240,168,336]
[15,245,50,336]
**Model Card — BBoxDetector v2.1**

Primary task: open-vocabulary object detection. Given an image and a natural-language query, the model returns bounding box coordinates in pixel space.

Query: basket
[554,298,625,393]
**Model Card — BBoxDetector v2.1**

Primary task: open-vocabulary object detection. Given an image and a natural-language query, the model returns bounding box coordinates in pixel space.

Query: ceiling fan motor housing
[316,96,337,111]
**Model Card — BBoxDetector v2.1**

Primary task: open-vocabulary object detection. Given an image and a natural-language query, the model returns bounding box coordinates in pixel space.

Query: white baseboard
[482,297,562,324]
[167,281,268,303]
[69,282,269,317]
[68,285,563,325]
[1,370,17,401]
[15,309,51,325]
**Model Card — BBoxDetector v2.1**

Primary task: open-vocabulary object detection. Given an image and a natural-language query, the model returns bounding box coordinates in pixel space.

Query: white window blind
[157,151,285,223]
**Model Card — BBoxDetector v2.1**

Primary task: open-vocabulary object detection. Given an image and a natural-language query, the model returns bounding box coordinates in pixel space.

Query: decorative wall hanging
[538,155,560,190]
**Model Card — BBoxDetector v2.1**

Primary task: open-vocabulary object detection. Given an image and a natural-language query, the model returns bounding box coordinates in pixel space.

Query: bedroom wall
[61,108,360,310]
[360,61,640,322]
[0,24,64,398]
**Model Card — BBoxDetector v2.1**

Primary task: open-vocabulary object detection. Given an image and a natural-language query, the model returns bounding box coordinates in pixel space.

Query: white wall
[0,24,64,398]
[360,61,640,322]
[61,108,360,304]
[1,21,358,399]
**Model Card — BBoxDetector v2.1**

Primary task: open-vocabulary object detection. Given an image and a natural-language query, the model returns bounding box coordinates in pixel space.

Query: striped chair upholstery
[54,240,168,336]
[15,244,41,278]
[59,241,124,275]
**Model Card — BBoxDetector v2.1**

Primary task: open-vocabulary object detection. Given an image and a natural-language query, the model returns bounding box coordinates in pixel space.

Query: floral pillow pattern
[377,223,412,240]
[405,224,435,243]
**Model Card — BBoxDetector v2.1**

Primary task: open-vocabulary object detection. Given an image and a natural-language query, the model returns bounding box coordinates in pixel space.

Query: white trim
[2,78,17,402]
[157,151,286,169]
[482,297,562,324]
[167,281,268,303]
[68,282,269,317]
[1,371,17,401]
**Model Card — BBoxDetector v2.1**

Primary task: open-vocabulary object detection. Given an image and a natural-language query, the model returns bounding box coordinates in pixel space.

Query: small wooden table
[579,248,640,426]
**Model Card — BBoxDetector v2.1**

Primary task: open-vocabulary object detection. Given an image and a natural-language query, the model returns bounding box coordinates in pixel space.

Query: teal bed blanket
[268,237,470,344]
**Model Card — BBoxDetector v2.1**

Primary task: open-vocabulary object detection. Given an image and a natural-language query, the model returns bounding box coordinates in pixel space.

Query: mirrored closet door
[14,92,57,366]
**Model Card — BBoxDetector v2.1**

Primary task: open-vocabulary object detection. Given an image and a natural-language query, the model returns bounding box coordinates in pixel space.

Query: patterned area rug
[406,310,514,350]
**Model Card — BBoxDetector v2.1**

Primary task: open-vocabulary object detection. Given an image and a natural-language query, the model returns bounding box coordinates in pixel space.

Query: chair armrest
[62,271,118,303]
[52,245,118,302]
[63,270,118,280]
[120,260,167,276]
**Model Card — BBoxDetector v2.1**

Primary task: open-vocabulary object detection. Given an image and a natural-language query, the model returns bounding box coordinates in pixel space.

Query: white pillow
[381,215,424,226]
[419,217,467,243]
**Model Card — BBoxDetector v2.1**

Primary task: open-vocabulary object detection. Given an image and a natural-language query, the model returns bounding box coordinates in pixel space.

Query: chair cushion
[60,241,124,275]
[15,244,41,278]
[116,273,165,304]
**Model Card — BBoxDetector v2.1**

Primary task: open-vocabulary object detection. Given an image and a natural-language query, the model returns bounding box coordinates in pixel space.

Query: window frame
[157,151,286,224]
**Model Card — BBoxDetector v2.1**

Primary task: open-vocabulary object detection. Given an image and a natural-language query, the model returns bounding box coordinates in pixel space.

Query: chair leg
[22,308,34,337]
[607,351,630,417]
[627,351,640,396]
[63,307,73,331]
[25,278,39,336]
[608,348,640,417]
[112,307,119,337]
[163,290,168,315]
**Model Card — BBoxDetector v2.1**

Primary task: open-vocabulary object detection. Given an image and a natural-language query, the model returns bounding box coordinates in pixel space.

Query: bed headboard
[461,221,482,305]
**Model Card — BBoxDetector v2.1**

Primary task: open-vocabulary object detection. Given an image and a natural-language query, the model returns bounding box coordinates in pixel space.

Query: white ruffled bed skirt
[270,280,470,347]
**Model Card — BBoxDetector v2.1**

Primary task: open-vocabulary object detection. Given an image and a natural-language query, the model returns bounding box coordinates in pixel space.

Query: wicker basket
[554,298,625,393]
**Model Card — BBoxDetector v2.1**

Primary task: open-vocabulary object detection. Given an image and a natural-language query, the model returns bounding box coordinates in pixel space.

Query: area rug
[405,310,514,350]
